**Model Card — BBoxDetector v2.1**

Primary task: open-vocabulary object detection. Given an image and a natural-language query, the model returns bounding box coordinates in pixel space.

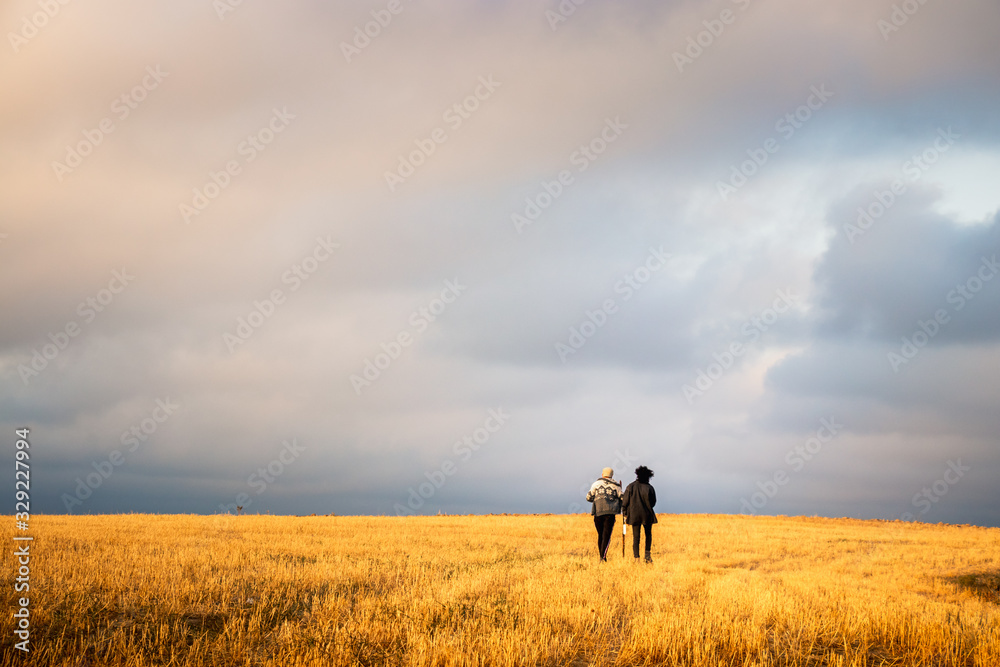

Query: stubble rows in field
[2,514,999,666]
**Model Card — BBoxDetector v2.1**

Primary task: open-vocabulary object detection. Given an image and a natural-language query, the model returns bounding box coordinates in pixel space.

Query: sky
[2,0,999,525]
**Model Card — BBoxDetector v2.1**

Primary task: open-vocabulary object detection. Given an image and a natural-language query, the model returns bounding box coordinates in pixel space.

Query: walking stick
[620,481,626,558]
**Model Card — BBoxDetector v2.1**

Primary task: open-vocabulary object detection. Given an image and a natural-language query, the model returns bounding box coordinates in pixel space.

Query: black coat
[622,481,657,525]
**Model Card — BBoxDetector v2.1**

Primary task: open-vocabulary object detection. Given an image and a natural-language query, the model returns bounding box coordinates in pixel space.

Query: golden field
[2,514,999,666]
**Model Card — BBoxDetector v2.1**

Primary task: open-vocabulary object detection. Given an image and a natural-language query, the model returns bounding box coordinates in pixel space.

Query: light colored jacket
[586,477,622,516]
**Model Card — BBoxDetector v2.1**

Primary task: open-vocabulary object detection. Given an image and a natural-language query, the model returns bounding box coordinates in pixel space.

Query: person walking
[622,465,657,563]
[586,467,622,562]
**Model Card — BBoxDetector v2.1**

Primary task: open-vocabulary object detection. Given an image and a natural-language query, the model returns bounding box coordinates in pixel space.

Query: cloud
[2,0,999,525]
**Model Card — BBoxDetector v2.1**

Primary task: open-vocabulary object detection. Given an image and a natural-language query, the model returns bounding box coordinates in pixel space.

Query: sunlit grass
[2,514,999,666]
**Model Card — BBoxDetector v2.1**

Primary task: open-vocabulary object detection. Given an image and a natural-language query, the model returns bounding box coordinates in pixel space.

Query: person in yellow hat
[585,467,622,562]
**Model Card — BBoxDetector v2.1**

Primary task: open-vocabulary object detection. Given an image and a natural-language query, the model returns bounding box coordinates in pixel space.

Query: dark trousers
[594,514,616,559]
[631,522,652,558]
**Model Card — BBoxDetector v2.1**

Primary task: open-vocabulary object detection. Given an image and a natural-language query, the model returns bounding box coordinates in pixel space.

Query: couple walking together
[586,465,656,563]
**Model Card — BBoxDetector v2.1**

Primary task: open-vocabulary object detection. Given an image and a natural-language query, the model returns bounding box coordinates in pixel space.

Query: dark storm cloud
[816,187,1000,341]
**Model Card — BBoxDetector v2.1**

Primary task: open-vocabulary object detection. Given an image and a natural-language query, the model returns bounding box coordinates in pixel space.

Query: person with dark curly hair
[622,465,657,563]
